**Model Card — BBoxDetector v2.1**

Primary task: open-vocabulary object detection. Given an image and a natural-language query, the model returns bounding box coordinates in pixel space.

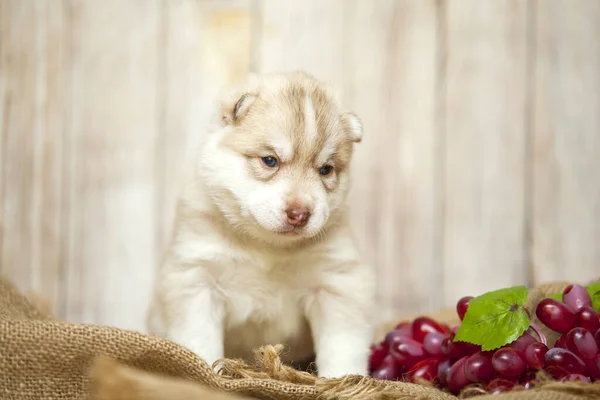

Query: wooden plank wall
[1,0,599,332]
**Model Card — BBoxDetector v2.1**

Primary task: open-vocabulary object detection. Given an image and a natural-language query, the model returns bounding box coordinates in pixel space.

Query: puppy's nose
[285,206,310,227]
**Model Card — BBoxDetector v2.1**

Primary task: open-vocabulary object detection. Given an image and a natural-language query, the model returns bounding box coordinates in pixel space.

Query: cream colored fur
[147,71,375,378]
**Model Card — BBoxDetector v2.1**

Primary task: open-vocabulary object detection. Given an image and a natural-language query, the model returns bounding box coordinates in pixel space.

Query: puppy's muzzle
[285,206,310,228]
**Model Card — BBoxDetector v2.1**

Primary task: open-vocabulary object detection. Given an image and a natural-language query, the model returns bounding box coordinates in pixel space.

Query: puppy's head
[199,72,362,244]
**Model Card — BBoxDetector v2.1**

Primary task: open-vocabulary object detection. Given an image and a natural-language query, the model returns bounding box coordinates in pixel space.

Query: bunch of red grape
[369,284,600,395]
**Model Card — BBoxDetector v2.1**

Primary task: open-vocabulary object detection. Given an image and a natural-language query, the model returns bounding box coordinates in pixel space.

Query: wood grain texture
[0,0,66,313]
[159,0,253,253]
[253,0,346,89]
[0,0,36,288]
[0,1,38,289]
[62,0,160,330]
[342,0,442,321]
[1,0,599,328]
[0,0,3,284]
[532,0,600,284]
[442,0,530,304]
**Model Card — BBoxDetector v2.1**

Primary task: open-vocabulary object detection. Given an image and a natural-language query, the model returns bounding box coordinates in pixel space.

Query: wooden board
[0,0,67,314]
[342,0,441,321]
[442,0,530,304]
[253,0,346,89]
[62,0,161,330]
[1,0,599,327]
[159,0,253,253]
[532,0,600,284]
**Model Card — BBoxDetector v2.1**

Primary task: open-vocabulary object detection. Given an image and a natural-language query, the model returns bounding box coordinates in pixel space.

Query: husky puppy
[147,71,375,378]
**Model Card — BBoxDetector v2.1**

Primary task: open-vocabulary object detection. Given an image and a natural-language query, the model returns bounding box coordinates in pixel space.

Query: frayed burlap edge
[213,344,456,399]
[89,344,600,400]
[87,344,458,400]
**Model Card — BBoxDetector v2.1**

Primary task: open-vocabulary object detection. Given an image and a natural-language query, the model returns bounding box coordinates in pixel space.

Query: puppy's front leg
[165,282,225,367]
[307,280,374,378]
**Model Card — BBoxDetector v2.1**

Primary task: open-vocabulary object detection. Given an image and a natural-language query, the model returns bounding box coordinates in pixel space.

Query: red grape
[555,334,568,349]
[573,306,600,332]
[369,343,388,371]
[456,296,474,321]
[492,348,526,378]
[371,291,600,390]
[395,321,411,330]
[562,284,592,311]
[464,351,494,383]
[454,340,481,357]
[446,356,470,393]
[588,354,600,380]
[559,374,591,383]
[412,317,450,343]
[524,342,548,370]
[407,358,441,383]
[371,354,401,380]
[441,333,463,360]
[522,380,535,390]
[436,358,452,386]
[520,370,537,389]
[536,298,576,334]
[508,332,537,353]
[385,324,413,345]
[544,348,587,378]
[389,336,426,367]
[423,331,445,357]
[565,327,598,361]
[485,378,516,394]
[520,369,537,382]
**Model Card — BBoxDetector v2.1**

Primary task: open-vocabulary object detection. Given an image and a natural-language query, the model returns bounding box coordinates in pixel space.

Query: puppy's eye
[319,165,333,176]
[261,156,278,168]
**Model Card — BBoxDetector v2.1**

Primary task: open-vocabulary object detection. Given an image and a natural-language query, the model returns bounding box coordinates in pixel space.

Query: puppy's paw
[169,334,224,369]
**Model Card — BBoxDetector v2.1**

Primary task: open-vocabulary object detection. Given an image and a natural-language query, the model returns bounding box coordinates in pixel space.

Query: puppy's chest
[214,255,317,327]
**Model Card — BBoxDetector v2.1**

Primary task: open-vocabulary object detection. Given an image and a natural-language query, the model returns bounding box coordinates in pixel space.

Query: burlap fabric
[1,277,599,400]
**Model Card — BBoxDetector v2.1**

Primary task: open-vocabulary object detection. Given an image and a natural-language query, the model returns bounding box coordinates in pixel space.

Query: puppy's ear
[221,93,257,126]
[341,112,363,143]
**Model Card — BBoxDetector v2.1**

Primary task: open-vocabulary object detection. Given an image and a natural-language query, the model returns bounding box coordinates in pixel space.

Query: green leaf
[455,286,530,351]
[586,283,600,294]
[547,292,562,301]
[586,283,600,311]
[591,290,600,311]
